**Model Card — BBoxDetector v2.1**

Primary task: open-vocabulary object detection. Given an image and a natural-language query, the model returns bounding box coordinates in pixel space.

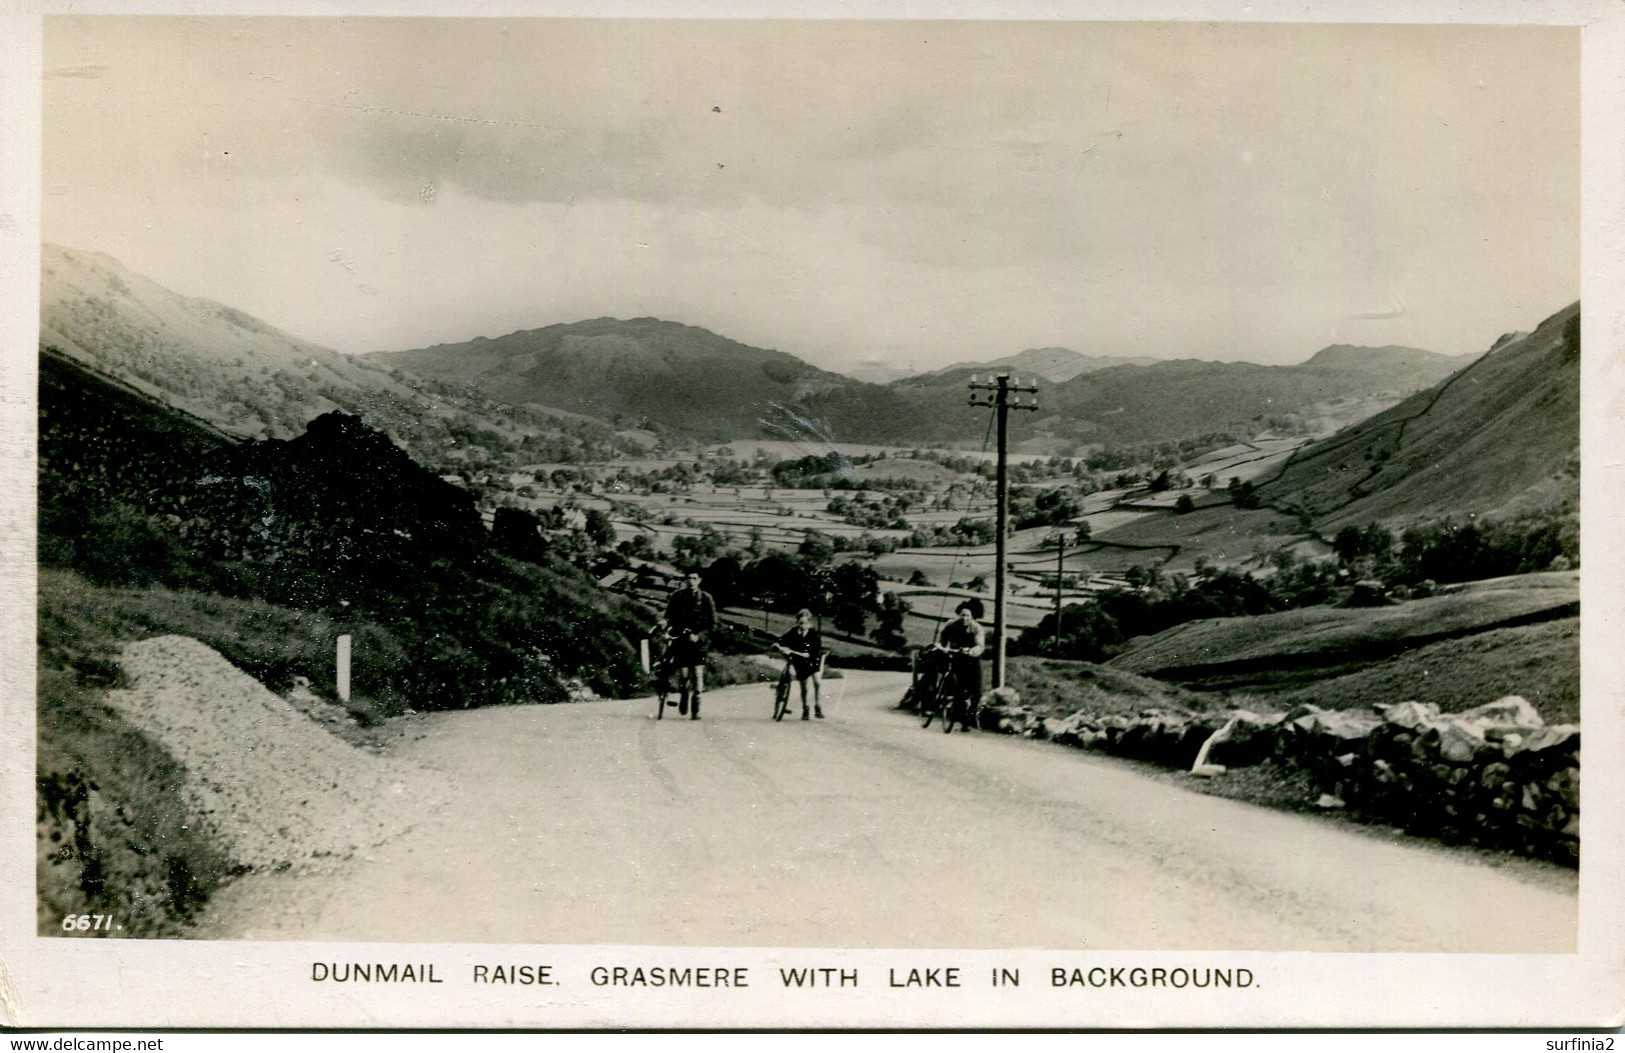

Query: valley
[30,245,1583,946]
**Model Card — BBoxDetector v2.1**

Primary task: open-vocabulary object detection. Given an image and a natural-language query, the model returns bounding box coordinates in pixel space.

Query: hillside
[1298,343,1476,381]
[40,244,632,471]
[368,316,929,443]
[366,311,1466,450]
[38,346,648,706]
[1257,303,1580,528]
[891,344,1469,447]
[1106,571,1578,702]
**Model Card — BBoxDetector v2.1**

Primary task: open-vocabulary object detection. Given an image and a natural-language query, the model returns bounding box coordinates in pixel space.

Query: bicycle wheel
[942,696,959,733]
[773,676,791,721]
[919,676,942,728]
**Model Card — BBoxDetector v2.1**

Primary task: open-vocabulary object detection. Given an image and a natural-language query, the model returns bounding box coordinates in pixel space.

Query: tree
[1227,477,1261,510]
[873,592,909,650]
[1174,493,1194,515]
[829,562,879,635]
[798,530,836,565]
[701,555,743,609]
[583,508,617,549]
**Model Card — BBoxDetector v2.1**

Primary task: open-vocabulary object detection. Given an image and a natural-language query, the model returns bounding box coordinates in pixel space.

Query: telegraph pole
[969,373,1039,689]
[1054,530,1067,657]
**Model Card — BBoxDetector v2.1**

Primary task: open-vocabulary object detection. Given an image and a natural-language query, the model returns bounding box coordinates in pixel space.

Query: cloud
[41,17,1579,369]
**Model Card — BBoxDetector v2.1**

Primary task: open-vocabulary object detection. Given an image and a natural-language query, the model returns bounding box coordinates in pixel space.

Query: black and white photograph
[2,0,1623,1033]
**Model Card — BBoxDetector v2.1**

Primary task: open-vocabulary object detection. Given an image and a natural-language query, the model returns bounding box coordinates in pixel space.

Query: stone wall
[977,691,1579,867]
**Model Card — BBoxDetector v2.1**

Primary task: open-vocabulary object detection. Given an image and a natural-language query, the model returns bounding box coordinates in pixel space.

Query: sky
[42,16,1579,374]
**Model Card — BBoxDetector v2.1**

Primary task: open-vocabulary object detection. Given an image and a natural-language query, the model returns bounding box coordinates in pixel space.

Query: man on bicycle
[665,570,717,719]
[935,598,986,730]
[777,607,824,720]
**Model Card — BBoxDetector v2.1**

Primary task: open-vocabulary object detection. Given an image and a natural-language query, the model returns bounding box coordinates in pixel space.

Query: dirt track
[198,671,1577,950]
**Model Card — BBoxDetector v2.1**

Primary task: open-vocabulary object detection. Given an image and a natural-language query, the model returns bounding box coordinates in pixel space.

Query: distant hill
[928,346,1157,383]
[879,343,1468,449]
[370,317,1471,449]
[39,244,630,471]
[50,244,1501,456]
[1257,303,1580,529]
[367,316,931,443]
[1299,343,1480,384]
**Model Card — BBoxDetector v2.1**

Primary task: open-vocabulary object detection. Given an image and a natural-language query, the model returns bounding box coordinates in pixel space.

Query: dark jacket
[665,586,718,638]
[778,625,822,680]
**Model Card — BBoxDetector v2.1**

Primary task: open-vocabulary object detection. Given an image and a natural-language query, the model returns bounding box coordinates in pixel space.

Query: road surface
[199,671,1577,950]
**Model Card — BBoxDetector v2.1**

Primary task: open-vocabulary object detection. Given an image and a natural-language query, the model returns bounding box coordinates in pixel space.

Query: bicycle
[916,644,978,734]
[666,662,702,720]
[772,663,794,721]
[772,644,813,722]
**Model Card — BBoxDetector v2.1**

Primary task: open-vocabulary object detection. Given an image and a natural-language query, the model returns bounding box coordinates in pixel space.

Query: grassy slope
[1096,573,1577,723]
[1110,571,1576,674]
[1258,303,1579,530]
[1084,504,1312,572]
[35,569,355,936]
[1003,658,1212,720]
[1268,616,1579,724]
[37,665,239,938]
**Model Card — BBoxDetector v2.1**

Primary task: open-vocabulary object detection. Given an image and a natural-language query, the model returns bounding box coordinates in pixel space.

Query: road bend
[199,671,1577,950]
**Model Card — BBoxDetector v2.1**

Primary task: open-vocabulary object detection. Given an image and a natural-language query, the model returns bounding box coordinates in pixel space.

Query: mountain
[928,346,1158,383]
[371,314,1473,449]
[47,244,1505,457]
[39,244,631,472]
[1299,343,1481,386]
[367,316,930,443]
[876,342,1470,449]
[1258,303,1580,528]
[42,244,409,438]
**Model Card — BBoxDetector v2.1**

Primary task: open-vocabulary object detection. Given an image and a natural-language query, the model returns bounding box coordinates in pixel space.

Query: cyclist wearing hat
[936,598,986,728]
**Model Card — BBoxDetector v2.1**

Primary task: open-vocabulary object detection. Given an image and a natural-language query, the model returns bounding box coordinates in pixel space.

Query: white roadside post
[337,634,352,704]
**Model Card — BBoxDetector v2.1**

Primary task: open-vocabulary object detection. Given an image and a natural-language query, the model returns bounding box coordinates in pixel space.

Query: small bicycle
[771,644,812,721]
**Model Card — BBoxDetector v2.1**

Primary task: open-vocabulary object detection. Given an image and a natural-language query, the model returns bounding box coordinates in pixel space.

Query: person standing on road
[937,598,986,730]
[777,608,824,720]
[665,570,717,719]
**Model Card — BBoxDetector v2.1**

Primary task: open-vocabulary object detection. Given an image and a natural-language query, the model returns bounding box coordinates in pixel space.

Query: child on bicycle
[776,608,824,720]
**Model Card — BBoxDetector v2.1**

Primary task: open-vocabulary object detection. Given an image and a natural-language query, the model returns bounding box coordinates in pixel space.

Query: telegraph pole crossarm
[968,373,1039,690]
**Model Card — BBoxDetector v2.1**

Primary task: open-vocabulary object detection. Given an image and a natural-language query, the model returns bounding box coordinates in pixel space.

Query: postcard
[2,0,1622,1031]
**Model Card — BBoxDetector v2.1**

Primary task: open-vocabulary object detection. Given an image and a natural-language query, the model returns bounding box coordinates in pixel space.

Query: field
[492,432,1580,731]
[1107,571,1579,708]
[498,434,1347,665]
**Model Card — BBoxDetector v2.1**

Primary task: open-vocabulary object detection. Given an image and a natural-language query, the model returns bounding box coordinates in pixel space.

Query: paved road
[201,671,1577,950]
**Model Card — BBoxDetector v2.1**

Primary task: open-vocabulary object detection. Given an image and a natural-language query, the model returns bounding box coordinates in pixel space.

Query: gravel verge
[104,635,449,874]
